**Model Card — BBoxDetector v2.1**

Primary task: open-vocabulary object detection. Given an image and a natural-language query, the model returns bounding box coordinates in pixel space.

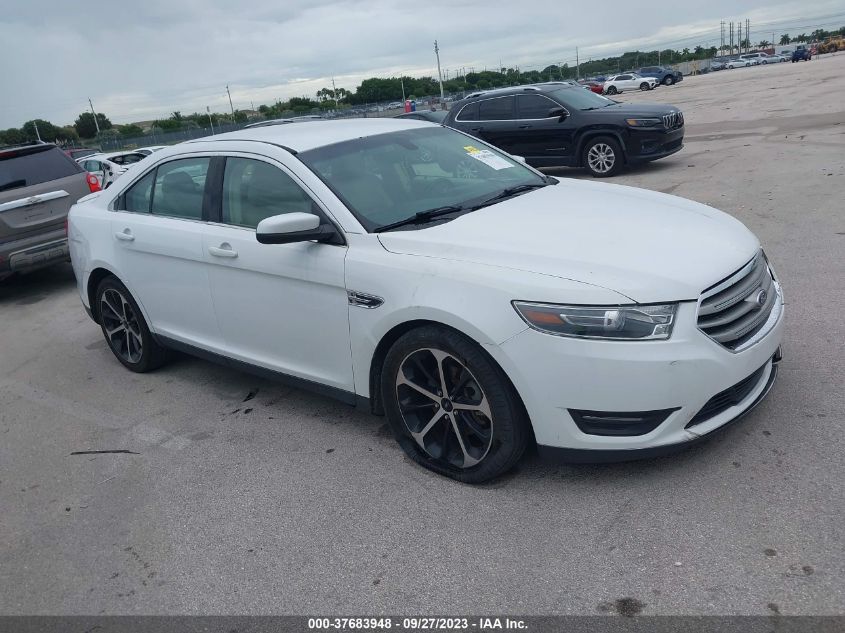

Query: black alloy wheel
[95,276,169,372]
[381,326,529,483]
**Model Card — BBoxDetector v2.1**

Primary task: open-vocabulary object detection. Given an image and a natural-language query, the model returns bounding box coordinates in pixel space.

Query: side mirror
[548,107,568,120]
[256,212,337,245]
[511,155,527,164]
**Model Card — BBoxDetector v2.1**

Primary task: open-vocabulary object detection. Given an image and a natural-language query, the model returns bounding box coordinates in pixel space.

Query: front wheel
[606,85,618,95]
[95,276,170,373]
[381,326,529,483]
[640,82,650,91]
[663,75,674,85]
[583,136,623,178]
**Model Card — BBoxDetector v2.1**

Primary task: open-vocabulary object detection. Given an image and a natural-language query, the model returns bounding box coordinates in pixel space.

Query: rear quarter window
[0,146,83,192]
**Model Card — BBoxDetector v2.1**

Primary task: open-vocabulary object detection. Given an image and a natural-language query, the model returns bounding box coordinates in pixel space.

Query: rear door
[0,145,88,255]
[472,96,520,154]
[110,156,223,351]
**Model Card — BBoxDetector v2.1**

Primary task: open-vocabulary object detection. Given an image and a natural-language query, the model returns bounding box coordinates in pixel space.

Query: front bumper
[487,299,784,455]
[626,126,684,163]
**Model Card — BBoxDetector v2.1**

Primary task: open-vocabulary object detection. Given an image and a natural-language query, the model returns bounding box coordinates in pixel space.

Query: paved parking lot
[1,55,843,616]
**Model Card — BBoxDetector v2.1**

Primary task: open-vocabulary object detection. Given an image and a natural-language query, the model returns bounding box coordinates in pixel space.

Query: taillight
[86,173,101,193]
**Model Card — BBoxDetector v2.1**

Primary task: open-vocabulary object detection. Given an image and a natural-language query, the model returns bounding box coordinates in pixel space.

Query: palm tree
[779,34,791,45]
[758,40,770,48]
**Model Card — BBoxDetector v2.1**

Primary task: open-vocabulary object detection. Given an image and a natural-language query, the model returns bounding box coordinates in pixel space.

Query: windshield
[299,127,546,231]
[549,87,616,110]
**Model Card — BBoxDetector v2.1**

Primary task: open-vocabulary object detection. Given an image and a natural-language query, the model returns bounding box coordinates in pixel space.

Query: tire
[582,136,623,178]
[606,85,618,95]
[640,82,650,91]
[95,276,169,373]
[663,75,674,85]
[381,325,530,483]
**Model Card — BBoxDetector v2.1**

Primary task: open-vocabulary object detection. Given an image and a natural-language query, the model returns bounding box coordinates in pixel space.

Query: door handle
[469,127,483,132]
[114,229,134,242]
[518,124,531,129]
[209,244,238,258]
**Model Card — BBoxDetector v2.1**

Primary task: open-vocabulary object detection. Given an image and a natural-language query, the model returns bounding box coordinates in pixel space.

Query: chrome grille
[697,253,778,350]
[662,111,683,129]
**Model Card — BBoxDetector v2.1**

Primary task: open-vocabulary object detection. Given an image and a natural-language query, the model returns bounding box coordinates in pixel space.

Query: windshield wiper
[471,182,548,210]
[373,205,464,233]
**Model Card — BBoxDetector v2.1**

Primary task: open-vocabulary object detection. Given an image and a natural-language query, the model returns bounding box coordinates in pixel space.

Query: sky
[1,0,844,128]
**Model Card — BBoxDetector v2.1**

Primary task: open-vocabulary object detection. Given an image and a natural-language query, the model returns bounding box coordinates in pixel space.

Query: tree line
[3,25,842,147]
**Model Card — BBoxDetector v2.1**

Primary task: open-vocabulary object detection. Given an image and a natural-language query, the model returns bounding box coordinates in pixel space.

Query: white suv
[68,119,784,482]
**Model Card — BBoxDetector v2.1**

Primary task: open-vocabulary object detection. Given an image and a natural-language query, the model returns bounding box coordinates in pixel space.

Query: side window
[221,157,314,229]
[456,102,479,121]
[83,160,99,172]
[478,96,515,121]
[150,157,209,220]
[618,75,632,81]
[121,170,155,213]
[517,94,557,119]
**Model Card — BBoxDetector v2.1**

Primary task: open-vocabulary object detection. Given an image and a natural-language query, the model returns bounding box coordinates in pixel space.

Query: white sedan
[76,151,146,188]
[726,58,754,69]
[603,73,658,94]
[68,119,784,482]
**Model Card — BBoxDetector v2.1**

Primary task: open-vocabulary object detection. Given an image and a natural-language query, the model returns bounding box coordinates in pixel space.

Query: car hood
[377,180,759,303]
[591,103,679,117]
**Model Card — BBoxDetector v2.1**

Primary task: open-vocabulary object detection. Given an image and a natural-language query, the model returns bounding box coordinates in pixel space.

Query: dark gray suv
[1,143,93,281]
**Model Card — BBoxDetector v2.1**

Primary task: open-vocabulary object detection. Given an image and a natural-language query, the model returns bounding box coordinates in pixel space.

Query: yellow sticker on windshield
[463,145,480,153]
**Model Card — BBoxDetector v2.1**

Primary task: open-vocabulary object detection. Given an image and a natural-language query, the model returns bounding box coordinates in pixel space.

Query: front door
[510,94,577,166]
[202,155,354,392]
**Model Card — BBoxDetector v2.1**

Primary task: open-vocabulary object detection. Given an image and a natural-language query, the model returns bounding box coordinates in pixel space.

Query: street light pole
[207,106,214,135]
[434,40,445,105]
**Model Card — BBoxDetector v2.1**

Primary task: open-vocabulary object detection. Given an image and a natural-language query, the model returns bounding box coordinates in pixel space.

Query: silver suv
[1,142,93,281]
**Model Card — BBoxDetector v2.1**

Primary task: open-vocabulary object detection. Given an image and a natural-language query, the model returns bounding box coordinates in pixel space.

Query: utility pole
[434,40,445,105]
[226,85,235,124]
[331,76,337,99]
[88,98,101,135]
[33,121,42,141]
[207,106,214,135]
[576,47,580,80]
[400,77,406,103]
[738,22,743,54]
[746,19,750,51]
[720,20,725,57]
[729,22,734,54]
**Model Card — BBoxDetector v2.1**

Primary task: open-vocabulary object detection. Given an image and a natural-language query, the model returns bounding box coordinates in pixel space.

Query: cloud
[1,0,843,127]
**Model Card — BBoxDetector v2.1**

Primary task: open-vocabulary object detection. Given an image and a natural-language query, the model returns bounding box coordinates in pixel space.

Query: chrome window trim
[457,94,570,123]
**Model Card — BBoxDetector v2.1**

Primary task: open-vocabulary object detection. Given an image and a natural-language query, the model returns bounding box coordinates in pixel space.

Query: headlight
[625,118,662,127]
[513,301,677,340]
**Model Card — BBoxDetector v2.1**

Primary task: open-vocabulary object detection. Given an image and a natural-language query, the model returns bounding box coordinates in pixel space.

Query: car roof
[184,117,432,152]
[457,83,585,103]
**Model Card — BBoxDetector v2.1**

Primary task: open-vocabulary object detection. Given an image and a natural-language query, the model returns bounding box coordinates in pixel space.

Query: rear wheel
[583,136,623,178]
[663,75,675,85]
[381,326,529,483]
[95,276,169,373]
